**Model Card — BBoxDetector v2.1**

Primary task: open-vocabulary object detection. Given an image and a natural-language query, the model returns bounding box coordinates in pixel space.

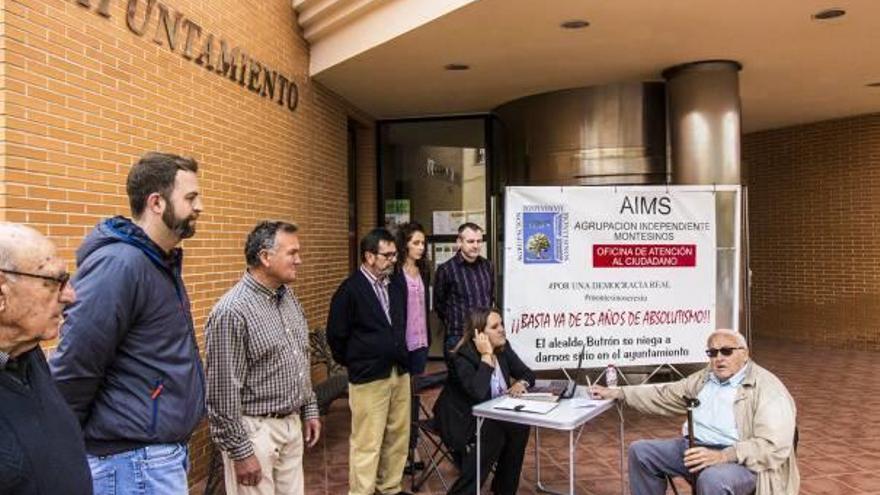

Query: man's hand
[234,454,263,487]
[304,418,322,448]
[683,447,727,473]
[508,380,528,397]
[589,385,622,400]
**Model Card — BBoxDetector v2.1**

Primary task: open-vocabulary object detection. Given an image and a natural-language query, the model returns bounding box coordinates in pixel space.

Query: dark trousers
[448,419,530,495]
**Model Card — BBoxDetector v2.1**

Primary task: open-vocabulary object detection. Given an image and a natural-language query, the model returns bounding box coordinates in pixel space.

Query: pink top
[404,271,429,351]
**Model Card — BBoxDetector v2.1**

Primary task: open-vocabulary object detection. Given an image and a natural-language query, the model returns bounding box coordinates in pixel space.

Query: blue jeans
[88,443,189,495]
[628,438,756,495]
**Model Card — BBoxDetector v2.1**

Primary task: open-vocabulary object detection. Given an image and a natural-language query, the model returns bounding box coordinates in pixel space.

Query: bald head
[0,222,54,273]
[0,223,74,357]
[706,328,748,349]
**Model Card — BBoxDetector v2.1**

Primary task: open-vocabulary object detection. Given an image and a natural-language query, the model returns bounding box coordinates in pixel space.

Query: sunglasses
[0,268,71,293]
[705,346,744,358]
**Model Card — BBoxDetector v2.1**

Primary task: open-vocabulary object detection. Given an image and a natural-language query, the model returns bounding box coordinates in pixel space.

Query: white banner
[504,186,719,370]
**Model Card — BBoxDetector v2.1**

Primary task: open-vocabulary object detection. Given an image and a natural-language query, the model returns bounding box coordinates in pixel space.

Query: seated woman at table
[433,306,535,495]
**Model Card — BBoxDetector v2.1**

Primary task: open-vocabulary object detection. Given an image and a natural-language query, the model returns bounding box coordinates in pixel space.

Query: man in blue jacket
[0,223,91,495]
[50,152,206,495]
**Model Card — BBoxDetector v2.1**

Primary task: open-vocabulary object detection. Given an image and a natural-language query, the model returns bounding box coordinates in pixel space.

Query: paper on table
[570,398,603,408]
[492,397,559,414]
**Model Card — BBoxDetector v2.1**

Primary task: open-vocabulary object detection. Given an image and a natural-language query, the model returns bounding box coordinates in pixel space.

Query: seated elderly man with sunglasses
[590,329,799,495]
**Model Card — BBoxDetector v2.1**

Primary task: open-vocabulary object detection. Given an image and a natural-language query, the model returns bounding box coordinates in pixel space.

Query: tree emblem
[527,233,551,259]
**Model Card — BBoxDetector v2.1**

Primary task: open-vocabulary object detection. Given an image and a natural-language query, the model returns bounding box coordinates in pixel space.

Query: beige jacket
[620,362,799,495]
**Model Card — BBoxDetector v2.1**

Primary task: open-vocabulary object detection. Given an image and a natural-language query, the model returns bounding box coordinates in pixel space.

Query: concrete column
[663,60,742,185]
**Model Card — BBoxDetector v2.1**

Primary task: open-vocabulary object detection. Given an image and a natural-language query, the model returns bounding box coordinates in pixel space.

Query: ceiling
[309,0,880,132]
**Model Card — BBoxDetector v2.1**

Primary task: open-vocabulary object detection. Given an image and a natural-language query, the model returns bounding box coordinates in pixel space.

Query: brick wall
[0,0,375,487]
[745,113,880,350]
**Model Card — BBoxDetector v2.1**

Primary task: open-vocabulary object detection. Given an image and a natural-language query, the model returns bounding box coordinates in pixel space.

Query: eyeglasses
[0,269,71,293]
[705,346,744,358]
[375,251,398,260]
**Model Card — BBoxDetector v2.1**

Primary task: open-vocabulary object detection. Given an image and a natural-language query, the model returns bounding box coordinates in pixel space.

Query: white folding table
[472,391,625,495]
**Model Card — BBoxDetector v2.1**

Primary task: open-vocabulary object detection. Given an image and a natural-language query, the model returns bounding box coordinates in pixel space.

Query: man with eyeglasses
[327,228,412,495]
[434,222,495,355]
[590,329,799,495]
[0,223,91,494]
[49,152,206,495]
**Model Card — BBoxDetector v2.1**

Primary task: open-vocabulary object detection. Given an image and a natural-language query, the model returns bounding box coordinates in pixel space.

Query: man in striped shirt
[205,221,321,495]
[433,222,495,354]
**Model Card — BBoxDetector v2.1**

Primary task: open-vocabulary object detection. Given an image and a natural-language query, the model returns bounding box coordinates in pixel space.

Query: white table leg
[476,416,484,495]
[536,426,568,494]
[618,402,626,495]
[569,429,576,494]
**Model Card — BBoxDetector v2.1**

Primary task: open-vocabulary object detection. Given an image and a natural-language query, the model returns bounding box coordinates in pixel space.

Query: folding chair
[411,413,455,492]
[408,372,454,492]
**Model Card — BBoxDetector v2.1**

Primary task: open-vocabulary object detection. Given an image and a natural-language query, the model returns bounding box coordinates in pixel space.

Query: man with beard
[327,228,411,495]
[50,152,206,495]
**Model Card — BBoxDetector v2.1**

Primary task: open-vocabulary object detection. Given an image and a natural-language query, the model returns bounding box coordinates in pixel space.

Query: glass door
[378,116,490,357]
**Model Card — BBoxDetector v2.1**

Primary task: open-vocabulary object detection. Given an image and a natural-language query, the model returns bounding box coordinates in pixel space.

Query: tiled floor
[233,339,880,494]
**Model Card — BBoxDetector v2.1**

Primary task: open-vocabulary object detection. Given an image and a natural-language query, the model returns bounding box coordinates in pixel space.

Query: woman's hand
[508,380,528,397]
[474,332,494,356]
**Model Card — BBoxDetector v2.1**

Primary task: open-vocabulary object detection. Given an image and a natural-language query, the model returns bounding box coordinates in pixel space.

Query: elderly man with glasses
[0,223,91,495]
[591,329,799,495]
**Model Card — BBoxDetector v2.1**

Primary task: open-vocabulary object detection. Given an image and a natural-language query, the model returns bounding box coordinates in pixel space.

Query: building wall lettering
[75,0,299,112]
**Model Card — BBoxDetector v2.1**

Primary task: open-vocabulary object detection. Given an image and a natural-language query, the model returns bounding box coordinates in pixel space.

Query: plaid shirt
[433,252,495,337]
[205,271,318,460]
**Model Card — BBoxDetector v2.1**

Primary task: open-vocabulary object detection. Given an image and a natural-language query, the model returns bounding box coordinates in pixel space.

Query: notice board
[503,185,742,370]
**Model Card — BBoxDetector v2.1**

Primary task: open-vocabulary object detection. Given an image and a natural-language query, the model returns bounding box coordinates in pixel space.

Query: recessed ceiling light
[812,8,846,20]
[867,82,880,88]
[444,63,470,71]
[560,19,590,29]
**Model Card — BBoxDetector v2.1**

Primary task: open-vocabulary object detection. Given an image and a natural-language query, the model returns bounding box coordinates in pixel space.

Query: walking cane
[684,396,700,448]
[684,397,701,488]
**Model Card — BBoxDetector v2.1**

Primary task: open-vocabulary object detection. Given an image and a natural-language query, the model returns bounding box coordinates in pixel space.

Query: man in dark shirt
[433,222,495,354]
[0,222,91,495]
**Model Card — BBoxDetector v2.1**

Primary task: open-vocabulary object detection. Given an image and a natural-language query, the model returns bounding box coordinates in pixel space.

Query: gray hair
[0,223,47,275]
[244,220,299,267]
[0,245,14,272]
[706,328,748,349]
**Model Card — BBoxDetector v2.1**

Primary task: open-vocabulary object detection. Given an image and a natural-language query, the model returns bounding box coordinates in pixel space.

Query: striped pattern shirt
[360,265,391,323]
[433,252,495,337]
[205,271,318,460]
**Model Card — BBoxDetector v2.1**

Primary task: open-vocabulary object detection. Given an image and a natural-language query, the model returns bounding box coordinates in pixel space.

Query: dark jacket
[327,269,409,384]
[49,217,206,456]
[390,267,431,348]
[433,342,535,453]
[0,348,92,495]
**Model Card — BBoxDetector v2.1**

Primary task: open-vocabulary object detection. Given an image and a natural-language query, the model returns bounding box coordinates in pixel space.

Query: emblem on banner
[517,209,569,264]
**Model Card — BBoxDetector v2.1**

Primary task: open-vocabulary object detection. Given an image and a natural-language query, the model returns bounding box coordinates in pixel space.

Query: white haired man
[0,223,90,494]
[591,329,799,495]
